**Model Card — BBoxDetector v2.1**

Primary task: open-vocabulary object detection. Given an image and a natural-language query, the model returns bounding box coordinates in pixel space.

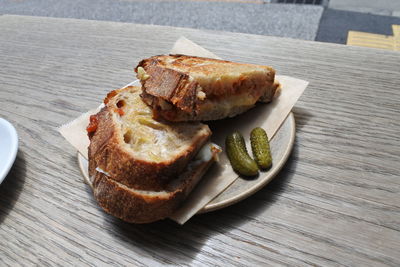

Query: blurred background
[1,0,399,50]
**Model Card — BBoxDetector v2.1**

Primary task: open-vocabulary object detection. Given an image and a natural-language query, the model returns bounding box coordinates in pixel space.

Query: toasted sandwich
[136,55,279,122]
[87,86,220,223]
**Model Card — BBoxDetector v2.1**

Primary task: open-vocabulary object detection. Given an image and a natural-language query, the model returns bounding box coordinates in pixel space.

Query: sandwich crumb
[197,91,206,100]
[137,67,150,81]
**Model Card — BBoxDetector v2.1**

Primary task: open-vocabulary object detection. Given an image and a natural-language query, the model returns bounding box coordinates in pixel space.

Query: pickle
[226,132,259,176]
[250,127,272,169]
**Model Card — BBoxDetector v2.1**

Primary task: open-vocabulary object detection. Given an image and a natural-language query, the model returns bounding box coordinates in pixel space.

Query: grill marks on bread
[136,55,278,122]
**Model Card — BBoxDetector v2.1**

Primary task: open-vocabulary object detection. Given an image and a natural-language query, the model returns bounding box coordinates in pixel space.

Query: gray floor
[328,0,400,17]
[1,0,400,45]
[316,8,400,43]
[0,1,323,40]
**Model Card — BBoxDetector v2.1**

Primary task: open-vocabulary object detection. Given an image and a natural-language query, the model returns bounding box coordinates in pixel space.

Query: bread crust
[136,54,278,122]
[92,171,184,223]
[88,86,211,191]
[92,146,217,223]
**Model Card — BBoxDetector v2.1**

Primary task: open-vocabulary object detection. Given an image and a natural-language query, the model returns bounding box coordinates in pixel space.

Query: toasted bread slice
[92,143,220,223]
[87,86,211,191]
[136,55,279,122]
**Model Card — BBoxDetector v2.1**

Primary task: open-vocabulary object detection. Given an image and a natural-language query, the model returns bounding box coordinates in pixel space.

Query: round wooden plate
[78,112,295,213]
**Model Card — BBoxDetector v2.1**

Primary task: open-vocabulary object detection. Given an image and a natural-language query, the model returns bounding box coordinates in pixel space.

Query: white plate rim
[0,118,18,185]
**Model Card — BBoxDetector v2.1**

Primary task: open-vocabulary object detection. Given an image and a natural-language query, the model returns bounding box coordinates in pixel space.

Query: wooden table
[1,15,399,266]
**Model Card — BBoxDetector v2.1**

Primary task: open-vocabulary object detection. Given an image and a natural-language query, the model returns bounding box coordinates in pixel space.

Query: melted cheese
[111,86,207,162]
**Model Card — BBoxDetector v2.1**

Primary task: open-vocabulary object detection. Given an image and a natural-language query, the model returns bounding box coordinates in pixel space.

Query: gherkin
[250,127,272,169]
[226,132,259,176]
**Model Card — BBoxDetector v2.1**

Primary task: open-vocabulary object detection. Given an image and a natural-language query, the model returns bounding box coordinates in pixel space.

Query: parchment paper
[59,36,308,224]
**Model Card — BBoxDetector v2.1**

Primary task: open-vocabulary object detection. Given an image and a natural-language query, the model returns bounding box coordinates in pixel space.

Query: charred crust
[91,150,217,223]
[92,171,184,223]
[135,55,277,122]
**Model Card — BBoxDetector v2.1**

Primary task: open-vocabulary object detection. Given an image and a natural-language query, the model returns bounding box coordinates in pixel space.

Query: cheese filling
[111,86,208,162]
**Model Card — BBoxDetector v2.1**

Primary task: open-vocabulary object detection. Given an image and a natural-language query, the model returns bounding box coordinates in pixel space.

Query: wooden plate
[78,112,295,213]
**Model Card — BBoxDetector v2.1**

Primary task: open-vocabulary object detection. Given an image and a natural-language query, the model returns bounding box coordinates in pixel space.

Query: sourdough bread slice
[136,54,279,122]
[92,143,220,223]
[88,86,211,191]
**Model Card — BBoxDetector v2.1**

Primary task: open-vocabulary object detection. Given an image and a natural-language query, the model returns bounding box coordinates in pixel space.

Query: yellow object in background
[393,25,400,51]
[346,25,400,51]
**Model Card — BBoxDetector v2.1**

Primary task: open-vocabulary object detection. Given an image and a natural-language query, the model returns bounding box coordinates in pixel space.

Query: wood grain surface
[0,15,399,266]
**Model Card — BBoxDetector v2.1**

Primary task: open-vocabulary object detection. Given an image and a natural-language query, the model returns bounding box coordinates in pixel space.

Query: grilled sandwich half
[136,55,279,122]
[87,86,220,223]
